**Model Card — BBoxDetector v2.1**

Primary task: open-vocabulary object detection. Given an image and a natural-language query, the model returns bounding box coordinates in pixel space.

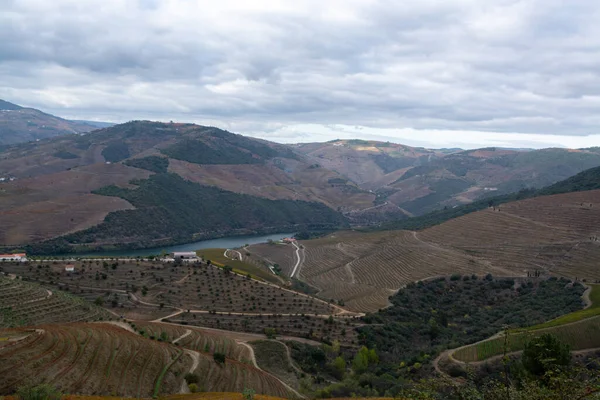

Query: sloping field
[0,276,111,327]
[0,323,297,398]
[297,231,512,312]
[0,163,149,245]
[133,322,253,363]
[0,323,189,397]
[420,190,600,279]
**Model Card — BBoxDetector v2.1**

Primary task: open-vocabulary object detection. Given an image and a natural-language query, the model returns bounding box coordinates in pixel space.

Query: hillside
[0,99,96,145]
[249,186,600,312]
[0,275,111,327]
[296,140,600,217]
[0,121,369,250]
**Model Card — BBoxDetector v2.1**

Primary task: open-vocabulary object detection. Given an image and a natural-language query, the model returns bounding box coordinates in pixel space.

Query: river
[61,232,296,258]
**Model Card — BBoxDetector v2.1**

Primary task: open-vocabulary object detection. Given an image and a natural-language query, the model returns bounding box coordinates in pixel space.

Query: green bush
[17,384,62,400]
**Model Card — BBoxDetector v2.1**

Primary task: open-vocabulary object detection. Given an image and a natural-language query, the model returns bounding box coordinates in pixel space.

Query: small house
[65,265,75,272]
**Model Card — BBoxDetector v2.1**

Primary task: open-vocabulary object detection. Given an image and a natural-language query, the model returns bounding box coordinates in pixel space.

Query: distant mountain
[0,99,97,145]
[1,120,600,252]
[0,121,358,251]
[70,120,115,128]
[296,141,600,218]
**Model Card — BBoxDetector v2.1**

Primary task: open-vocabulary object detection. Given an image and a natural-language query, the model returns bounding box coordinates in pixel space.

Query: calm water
[64,232,296,258]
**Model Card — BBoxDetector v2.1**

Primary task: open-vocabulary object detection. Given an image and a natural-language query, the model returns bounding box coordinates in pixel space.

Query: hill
[0,322,298,398]
[296,140,600,217]
[0,121,370,250]
[0,99,97,145]
[0,275,111,327]
[249,183,600,312]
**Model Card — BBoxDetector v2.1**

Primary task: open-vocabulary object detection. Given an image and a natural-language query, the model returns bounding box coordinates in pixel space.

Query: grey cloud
[1,0,600,144]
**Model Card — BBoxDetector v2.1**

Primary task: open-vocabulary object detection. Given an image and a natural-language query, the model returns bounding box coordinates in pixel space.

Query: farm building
[172,252,198,260]
[282,238,296,243]
[0,253,27,262]
[65,265,75,272]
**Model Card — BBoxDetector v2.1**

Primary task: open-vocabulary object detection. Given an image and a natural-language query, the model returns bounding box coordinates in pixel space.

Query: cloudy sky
[2,0,600,149]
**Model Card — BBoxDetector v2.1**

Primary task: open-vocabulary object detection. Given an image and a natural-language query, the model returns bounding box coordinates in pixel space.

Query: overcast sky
[2,0,600,149]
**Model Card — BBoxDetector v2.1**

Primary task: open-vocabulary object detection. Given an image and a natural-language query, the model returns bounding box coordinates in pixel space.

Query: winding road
[290,242,302,278]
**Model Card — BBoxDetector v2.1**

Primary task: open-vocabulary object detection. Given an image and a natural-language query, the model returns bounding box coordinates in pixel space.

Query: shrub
[17,384,62,400]
[213,352,226,365]
[242,388,256,400]
[185,373,199,384]
[188,383,198,393]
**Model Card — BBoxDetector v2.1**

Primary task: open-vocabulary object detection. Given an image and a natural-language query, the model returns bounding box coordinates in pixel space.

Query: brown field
[420,190,600,279]
[0,275,111,327]
[0,163,150,245]
[0,323,189,397]
[169,158,374,211]
[0,322,297,398]
[248,190,600,313]
[293,231,512,312]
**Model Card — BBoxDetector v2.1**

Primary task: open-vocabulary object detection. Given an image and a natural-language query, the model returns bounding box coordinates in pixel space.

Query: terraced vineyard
[0,322,298,398]
[245,190,600,313]
[0,276,111,327]
[133,322,253,362]
[420,190,600,279]
[296,231,512,312]
[0,323,189,397]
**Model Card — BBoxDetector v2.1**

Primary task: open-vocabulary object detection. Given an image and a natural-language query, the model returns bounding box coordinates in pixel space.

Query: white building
[0,253,27,262]
[172,252,198,260]
[65,265,75,272]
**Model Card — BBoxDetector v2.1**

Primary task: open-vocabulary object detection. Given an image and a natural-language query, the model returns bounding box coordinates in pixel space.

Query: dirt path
[582,284,593,308]
[99,321,137,334]
[224,249,243,261]
[173,329,192,344]
[241,342,306,399]
[180,349,200,393]
[174,273,192,284]
[290,242,302,278]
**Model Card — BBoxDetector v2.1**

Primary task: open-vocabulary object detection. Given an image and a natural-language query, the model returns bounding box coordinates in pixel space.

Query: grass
[197,248,282,284]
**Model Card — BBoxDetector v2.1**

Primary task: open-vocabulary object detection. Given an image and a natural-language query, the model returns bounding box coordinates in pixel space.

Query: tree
[352,346,370,374]
[94,297,104,306]
[522,334,571,376]
[331,356,346,380]
[264,327,277,339]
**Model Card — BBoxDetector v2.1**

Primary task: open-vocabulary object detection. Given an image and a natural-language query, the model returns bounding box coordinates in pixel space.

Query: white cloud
[1,0,600,148]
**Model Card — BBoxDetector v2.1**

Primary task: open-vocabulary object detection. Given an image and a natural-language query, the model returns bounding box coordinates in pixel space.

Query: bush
[213,352,226,365]
[188,383,198,393]
[184,373,199,384]
[17,384,62,400]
